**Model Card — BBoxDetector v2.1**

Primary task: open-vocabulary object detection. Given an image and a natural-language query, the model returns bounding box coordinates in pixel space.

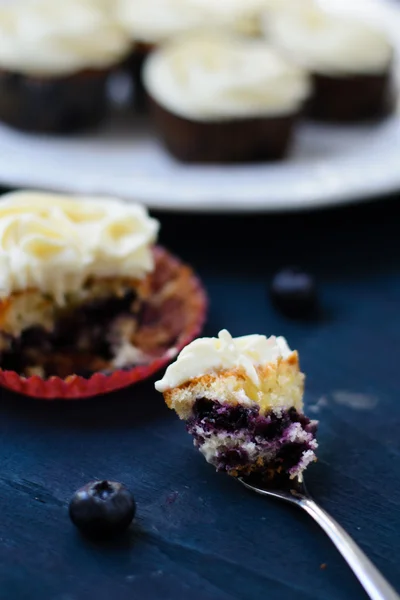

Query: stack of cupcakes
[0,0,395,162]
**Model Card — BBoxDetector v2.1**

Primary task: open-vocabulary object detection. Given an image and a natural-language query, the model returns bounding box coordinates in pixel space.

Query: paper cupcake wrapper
[0,247,207,400]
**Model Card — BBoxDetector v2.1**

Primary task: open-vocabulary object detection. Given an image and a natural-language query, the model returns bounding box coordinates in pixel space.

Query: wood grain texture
[0,195,399,600]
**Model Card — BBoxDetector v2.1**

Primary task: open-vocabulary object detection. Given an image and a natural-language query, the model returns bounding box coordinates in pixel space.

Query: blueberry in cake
[0,191,203,380]
[155,330,317,480]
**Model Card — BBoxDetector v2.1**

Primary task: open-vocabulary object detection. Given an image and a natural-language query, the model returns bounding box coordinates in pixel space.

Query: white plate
[0,0,399,213]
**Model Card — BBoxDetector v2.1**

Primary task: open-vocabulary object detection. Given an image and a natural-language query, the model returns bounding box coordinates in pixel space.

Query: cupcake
[143,32,310,163]
[155,330,318,481]
[116,0,208,105]
[116,0,278,106]
[0,0,131,133]
[0,191,207,399]
[265,0,394,122]
[190,0,278,37]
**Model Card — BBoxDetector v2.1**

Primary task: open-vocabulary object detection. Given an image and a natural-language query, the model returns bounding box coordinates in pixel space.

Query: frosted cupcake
[0,0,131,133]
[0,191,206,398]
[265,0,394,122]
[190,0,278,37]
[155,330,318,481]
[143,32,310,163]
[116,0,208,104]
[117,0,279,49]
[116,0,278,106]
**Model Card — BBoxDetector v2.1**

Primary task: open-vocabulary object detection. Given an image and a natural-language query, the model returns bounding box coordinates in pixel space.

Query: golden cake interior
[161,352,318,481]
[0,249,203,379]
[164,353,304,420]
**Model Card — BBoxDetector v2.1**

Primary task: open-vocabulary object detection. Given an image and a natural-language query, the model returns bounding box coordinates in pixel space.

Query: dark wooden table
[0,196,399,600]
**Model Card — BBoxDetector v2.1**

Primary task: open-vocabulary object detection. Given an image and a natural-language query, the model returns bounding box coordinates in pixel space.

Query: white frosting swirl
[155,329,293,392]
[143,33,311,120]
[117,0,277,42]
[265,0,392,75]
[116,0,208,44]
[0,191,159,304]
[190,0,278,36]
[0,0,131,76]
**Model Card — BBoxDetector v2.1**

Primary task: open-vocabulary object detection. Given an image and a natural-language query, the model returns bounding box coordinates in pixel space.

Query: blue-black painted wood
[0,197,399,600]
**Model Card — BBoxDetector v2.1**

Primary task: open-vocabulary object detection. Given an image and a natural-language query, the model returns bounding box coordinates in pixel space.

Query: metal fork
[239,476,399,600]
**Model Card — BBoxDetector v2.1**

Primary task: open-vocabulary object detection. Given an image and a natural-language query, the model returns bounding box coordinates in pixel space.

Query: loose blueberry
[69,480,136,538]
[270,268,317,318]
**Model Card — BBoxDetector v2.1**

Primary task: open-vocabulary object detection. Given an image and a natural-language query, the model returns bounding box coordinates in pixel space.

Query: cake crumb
[320,563,327,570]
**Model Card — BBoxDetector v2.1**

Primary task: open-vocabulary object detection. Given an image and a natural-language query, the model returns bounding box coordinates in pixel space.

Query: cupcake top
[0,0,131,76]
[143,32,311,121]
[155,329,293,392]
[190,0,277,36]
[0,191,159,304]
[265,0,392,75]
[116,0,276,43]
[116,0,208,45]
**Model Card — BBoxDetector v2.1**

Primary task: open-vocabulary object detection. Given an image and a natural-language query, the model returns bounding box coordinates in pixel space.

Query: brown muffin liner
[0,247,207,400]
[0,67,112,133]
[127,43,155,81]
[125,43,156,109]
[148,97,298,163]
[307,68,394,123]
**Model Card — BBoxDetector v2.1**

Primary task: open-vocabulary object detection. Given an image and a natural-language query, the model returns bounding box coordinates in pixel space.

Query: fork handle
[300,498,399,600]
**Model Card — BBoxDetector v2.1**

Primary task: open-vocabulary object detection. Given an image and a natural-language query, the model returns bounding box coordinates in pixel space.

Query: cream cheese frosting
[116,0,209,45]
[117,0,277,42]
[143,33,311,121]
[190,0,278,36]
[265,0,392,75]
[0,0,131,76]
[0,191,159,304]
[155,329,293,392]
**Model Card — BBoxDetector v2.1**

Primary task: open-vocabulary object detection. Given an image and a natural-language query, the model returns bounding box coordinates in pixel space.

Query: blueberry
[69,480,136,538]
[192,397,214,419]
[270,268,317,318]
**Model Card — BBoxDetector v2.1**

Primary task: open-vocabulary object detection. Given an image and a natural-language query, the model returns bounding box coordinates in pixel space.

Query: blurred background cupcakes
[265,0,394,122]
[116,0,208,106]
[116,0,277,108]
[190,0,278,37]
[0,0,131,133]
[143,32,311,163]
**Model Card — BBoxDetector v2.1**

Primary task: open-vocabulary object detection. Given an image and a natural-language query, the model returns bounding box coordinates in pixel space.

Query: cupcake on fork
[155,330,318,480]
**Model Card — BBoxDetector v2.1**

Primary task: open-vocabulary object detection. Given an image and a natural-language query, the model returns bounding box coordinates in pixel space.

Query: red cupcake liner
[0,247,207,400]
